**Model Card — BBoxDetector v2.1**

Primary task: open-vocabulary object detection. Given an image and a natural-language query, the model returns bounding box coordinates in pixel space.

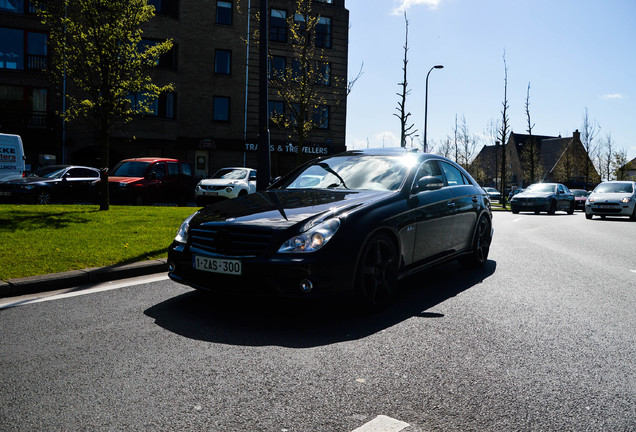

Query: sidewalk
[0,259,168,298]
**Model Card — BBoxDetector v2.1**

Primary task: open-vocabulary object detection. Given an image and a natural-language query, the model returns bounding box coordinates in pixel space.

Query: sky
[344,0,636,163]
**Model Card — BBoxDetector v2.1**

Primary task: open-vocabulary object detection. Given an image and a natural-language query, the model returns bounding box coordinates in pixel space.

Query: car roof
[119,157,180,163]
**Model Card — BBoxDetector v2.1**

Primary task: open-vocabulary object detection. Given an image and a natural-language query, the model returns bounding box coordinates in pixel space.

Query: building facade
[0,0,349,178]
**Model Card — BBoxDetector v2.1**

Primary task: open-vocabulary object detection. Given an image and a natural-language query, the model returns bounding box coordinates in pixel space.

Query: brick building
[0,0,349,178]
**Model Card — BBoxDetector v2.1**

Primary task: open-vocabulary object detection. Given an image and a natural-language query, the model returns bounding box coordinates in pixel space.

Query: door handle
[447,202,456,208]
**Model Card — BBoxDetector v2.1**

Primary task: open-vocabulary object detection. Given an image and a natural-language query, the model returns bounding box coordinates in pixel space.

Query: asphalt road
[1,211,635,431]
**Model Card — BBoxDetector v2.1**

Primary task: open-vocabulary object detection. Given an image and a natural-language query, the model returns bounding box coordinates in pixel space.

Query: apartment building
[0,0,349,178]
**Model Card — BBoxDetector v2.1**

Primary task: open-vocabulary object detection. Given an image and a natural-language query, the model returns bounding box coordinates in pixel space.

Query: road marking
[513,218,523,223]
[0,274,169,310]
[351,415,410,432]
[630,270,636,274]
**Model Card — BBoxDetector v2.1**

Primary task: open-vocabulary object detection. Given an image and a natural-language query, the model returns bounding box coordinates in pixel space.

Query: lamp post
[423,64,444,153]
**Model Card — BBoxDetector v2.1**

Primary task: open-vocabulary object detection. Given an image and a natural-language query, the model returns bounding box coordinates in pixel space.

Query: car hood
[192,189,393,231]
[4,176,55,185]
[514,191,553,199]
[589,192,633,201]
[198,178,246,187]
[109,176,143,184]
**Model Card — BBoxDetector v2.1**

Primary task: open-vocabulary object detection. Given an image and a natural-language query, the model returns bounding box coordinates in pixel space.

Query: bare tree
[581,107,601,187]
[498,51,510,207]
[520,82,543,184]
[458,115,478,168]
[394,12,417,147]
[598,133,615,181]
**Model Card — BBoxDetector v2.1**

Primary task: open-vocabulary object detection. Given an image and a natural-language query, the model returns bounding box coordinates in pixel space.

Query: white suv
[195,167,257,206]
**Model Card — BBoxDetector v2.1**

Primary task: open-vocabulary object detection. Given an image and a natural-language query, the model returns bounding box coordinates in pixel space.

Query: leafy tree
[40,0,174,210]
[394,12,417,147]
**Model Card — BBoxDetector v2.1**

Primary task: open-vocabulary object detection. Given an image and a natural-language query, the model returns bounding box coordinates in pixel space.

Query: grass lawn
[0,204,197,280]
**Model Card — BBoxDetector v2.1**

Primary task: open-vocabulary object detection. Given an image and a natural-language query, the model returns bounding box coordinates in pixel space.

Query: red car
[108,157,194,205]
[571,189,590,211]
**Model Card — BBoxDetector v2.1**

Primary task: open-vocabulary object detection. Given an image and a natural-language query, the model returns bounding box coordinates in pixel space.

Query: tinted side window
[180,163,192,177]
[150,162,166,179]
[167,162,179,176]
[440,162,467,186]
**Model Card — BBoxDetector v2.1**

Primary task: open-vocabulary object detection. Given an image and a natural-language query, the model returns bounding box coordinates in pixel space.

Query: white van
[0,133,26,181]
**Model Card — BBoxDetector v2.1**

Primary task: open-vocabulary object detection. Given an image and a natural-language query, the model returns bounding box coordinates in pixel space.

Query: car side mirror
[414,175,444,193]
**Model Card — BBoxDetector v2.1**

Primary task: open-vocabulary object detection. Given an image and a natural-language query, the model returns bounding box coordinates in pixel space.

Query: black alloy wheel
[567,201,575,215]
[355,233,398,310]
[460,214,492,269]
[630,206,636,221]
[36,190,52,205]
[548,199,557,215]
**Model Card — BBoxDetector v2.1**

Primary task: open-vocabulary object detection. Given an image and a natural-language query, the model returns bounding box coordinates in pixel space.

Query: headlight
[174,212,197,244]
[278,218,340,253]
[621,197,631,203]
[119,182,128,188]
[225,186,234,193]
[588,197,595,203]
[20,184,36,190]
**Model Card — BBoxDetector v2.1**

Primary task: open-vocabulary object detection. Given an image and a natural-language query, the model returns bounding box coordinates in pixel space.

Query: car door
[63,168,100,202]
[248,170,257,193]
[439,161,479,252]
[410,160,456,265]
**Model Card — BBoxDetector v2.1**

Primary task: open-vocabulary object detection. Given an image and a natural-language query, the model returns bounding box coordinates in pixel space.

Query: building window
[214,49,231,74]
[268,55,286,81]
[147,0,179,18]
[0,0,24,13]
[27,32,48,70]
[140,39,177,69]
[315,0,333,3]
[291,58,304,82]
[313,105,329,129]
[294,13,307,35]
[213,96,230,121]
[270,9,287,42]
[315,61,330,86]
[216,1,232,25]
[0,27,24,70]
[315,17,332,48]
[268,100,284,126]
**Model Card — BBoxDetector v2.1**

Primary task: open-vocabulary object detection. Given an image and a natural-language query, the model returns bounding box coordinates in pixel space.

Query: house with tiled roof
[470,130,600,191]
[619,157,636,180]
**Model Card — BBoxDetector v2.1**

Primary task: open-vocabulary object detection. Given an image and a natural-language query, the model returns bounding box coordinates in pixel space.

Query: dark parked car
[510,182,575,215]
[108,157,194,205]
[571,189,590,210]
[483,187,501,202]
[168,148,494,309]
[0,164,100,204]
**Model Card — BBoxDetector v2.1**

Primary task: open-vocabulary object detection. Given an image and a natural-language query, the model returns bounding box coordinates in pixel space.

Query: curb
[0,259,168,299]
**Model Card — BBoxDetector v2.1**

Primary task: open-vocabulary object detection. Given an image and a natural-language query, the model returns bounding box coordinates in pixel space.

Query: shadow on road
[144,260,496,348]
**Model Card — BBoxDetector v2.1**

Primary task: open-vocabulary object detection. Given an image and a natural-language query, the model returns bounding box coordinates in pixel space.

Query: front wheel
[585,212,593,220]
[35,190,52,205]
[355,233,398,310]
[567,201,575,215]
[547,200,556,215]
[460,215,492,269]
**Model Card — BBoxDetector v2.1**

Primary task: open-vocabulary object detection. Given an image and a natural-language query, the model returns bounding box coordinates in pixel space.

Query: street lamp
[423,65,444,153]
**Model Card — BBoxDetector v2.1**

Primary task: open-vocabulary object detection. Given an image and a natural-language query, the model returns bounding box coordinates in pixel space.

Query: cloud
[392,0,441,15]
[600,93,623,100]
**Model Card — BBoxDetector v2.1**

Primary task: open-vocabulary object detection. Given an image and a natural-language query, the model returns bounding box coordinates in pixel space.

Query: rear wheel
[547,200,556,215]
[460,214,492,268]
[567,201,575,215]
[355,233,398,310]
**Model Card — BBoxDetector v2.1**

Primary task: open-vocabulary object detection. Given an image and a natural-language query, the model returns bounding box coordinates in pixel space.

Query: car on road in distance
[585,181,636,221]
[195,167,257,206]
[168,148,494,310]
[0,164,100,204]
[108,157,194,205]
[509,182,575,215]
[508,188,524,200]
[571,189,590,211]
[483,187,501,202]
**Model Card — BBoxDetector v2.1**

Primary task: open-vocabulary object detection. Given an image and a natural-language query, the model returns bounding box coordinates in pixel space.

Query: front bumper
[510,200,550,212]
[167,243,356,298]
[585,201,635,217]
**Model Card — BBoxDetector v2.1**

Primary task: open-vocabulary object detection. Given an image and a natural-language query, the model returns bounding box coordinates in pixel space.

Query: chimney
[573,129,580,141]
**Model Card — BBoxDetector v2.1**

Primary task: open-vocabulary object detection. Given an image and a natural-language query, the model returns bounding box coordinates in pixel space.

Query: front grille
[594,203,621,213]
[190,225,273,257]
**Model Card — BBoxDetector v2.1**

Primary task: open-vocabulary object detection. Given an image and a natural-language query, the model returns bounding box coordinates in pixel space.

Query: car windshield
[572,190,589,197]
[212,169,248,180]
[279,154,414,192]
[594,183,634,194]
[526,183,556,193]
[111,161,150,177]
[33,166,67,178]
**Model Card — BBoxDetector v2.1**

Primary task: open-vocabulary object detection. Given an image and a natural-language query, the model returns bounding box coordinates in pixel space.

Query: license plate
[0,191,11,196]
[521,202,533,206]
[202,191,218,196]
[193,255,242,275]
[599,205,614,209]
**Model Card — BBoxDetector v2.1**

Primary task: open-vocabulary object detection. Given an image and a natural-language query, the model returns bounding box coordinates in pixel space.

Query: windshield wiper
[318,163,349,189]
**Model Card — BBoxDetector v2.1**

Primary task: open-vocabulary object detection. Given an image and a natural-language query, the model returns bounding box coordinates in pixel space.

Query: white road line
[630,270,636,274]
[351,415,410,432]
[0,274,169,310]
